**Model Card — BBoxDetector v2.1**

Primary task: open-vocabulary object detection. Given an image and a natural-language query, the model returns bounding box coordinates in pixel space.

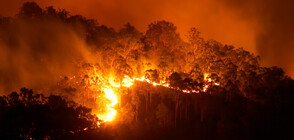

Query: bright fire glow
[109,80,120,87]
[204,73,209,81]
[100,87,118,122]
[86,70,220,124]
[122,76,134,87]
[204,73,212,82]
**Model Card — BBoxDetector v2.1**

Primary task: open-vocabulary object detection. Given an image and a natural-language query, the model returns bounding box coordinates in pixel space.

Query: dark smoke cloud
[0,18,92,93]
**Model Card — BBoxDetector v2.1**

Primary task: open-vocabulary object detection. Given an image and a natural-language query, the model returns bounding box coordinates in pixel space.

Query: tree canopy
[0,2,294,140]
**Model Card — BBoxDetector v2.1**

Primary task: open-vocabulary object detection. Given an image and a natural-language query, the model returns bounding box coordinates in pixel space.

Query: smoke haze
[0,0,257,52]
[0,0,293,89]
[0,18,92,93]
[218,0,294,77]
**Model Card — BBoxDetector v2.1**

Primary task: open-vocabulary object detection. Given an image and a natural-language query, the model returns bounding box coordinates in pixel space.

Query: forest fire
[101,87,118,122]
[1,2,294,139]
[89,70,220,124]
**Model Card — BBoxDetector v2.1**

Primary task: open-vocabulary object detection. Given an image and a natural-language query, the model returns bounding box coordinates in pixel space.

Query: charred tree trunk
[175,94,178,128]
[145,91,149,112]
[185,96,188,120]
[150,92,152,112]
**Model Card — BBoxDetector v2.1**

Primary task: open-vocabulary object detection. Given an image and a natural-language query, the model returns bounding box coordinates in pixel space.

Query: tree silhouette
[0,88,103,139]
[18,2,43,19]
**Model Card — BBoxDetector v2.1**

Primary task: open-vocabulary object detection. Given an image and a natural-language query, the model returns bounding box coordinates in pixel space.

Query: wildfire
[95,87,118,122]
[204,73,211,82]
[103,87,118,121]
[122,76,135,87]
[86,70,220,124]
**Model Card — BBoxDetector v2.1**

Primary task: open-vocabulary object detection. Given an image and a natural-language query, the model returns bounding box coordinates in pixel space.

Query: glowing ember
[203,85,209,92]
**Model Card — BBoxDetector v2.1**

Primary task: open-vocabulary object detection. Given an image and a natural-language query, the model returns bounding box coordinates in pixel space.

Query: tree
[168,72,183,89]
[145,20,180,49]
[18,2,43,18]
[112,56,133,79]
[144,69,160,83]
[156,102,170,127]
[142,20,181,71]
[187,27,204,49]
[0,88,99,139]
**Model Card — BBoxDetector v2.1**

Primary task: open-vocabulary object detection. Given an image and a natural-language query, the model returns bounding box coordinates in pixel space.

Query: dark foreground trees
[1,82,294,140]
[0,88,113,140]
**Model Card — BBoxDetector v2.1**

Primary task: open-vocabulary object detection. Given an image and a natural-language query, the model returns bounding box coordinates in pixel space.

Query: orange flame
[86,69,220,124]
[97,87,118,122]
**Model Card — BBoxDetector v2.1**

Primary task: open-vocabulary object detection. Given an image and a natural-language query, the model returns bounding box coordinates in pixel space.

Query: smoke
[217,0,294,77]
[0,18,93,93]
[0,0,256,52]
[0,0,293,81]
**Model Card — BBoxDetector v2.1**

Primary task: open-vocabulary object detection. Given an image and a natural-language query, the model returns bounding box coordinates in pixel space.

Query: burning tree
[0,2,294,140]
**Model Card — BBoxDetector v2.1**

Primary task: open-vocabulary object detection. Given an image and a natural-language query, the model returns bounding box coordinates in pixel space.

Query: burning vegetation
[0,2,294,140]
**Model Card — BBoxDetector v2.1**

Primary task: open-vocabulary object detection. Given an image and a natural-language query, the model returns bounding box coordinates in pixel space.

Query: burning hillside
[82,69,219,123]
[0,2,294,140]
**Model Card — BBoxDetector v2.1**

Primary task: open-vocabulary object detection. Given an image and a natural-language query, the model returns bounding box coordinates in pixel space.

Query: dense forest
[0,2,294,140]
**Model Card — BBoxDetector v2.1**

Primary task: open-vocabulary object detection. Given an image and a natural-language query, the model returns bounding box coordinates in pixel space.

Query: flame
[203,85,209,92]
[204,73,209,81]
[152,82,159,86]
[132,75,218,93]
[99,87,118,122]
[204,73,212,82]
[96,76,134,123]
[84,68,220,124]
[109,80,121,87]
[104,88,118,106]
[122,76,134,87]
